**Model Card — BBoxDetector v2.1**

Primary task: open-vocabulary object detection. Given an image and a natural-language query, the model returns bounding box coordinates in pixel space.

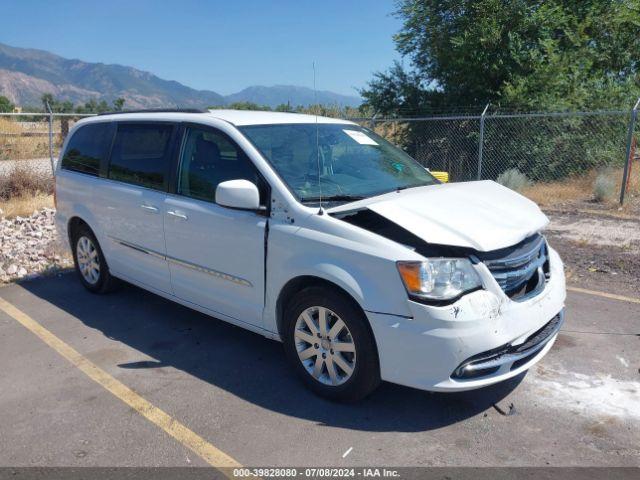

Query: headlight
[397,259,482,302]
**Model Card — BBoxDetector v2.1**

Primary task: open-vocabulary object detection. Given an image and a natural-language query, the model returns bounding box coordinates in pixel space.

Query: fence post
[477,103,490,180]
[45,102,55,175]
[370,112,378,131]
[620,98,640,205]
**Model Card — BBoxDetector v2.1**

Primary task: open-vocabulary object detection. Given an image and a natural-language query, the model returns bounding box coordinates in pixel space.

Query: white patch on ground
[546,215,640,253]
[616,356,630,368]
[530,367,640,421]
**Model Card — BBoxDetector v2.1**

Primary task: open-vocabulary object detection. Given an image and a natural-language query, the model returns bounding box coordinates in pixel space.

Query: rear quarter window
[61,122,114,176]
[108,123,174,190]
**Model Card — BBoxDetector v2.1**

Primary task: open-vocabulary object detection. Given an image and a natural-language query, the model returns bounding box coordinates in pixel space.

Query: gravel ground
[0,207,71,283]
[0,158,55,177]
[545,210,640,297]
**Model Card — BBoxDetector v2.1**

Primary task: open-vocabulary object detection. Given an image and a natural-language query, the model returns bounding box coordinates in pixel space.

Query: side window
[108,123,174,190]
[61,122,113,176]
[177,127,264,204]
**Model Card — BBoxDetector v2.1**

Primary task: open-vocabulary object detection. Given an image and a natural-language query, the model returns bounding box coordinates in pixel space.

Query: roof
[206,109,355,126]
[89,109,355,127]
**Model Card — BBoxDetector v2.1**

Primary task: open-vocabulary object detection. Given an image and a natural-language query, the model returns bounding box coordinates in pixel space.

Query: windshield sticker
[343,129,378,146]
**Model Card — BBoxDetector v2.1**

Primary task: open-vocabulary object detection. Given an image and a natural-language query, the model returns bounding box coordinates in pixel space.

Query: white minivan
[55,109,566,401]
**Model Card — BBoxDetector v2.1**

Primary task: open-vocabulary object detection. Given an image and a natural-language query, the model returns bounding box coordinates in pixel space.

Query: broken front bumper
[366,246,566,392]
[452,310,564,379]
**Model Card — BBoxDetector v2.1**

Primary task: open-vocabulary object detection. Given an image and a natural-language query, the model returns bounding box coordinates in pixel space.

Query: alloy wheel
[76,236,100,285]
[294,306,357,386]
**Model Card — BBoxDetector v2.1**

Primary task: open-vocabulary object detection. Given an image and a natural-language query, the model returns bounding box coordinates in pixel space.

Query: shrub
[592,171,616,202]
[0,164,53,201]
[496,168,532,192]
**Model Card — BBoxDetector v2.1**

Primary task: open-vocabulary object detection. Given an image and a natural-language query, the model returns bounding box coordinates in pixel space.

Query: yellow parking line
[0,297,241,474]
[567,286,640,304]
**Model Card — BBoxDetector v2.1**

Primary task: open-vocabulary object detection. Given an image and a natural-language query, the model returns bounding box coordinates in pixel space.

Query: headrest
[195,136,221,161]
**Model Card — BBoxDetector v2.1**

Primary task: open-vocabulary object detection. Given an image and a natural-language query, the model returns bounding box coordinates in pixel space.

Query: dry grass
[0,193,54,218]
[521,166,640,212]
[0,162,54,218]
[373,121,410,147]
[0,117,21,133]
[0,118,51,160]
[0,163,54,201]
[522,172,597,206]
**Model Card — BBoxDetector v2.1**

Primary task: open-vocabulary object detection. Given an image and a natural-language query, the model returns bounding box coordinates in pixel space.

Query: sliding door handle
[167,210,188,220]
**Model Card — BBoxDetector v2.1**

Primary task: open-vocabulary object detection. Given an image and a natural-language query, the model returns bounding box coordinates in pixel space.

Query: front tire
[71,225,118,294]
[283,286,380,402]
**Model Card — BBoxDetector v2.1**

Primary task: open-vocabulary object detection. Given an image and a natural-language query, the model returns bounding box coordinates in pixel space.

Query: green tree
[112,97,126,111]
[40,93,55,112]
[275,102,293,112]
[361,1,640,182]
[74,99,111,114]
[227,101,272,111]
[41,93,74,113]
[362,0,640,113]
[0,95,14,113]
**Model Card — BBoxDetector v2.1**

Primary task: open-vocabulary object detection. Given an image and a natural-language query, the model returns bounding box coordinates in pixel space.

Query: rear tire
[71,224,119,294]
[283,286,380,402]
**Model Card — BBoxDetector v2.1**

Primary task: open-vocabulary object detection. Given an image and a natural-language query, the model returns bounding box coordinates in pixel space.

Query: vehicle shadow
[21,274,524,433]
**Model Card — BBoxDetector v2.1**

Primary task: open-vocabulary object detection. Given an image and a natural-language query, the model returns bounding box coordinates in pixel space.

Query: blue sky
[3,0,401,97]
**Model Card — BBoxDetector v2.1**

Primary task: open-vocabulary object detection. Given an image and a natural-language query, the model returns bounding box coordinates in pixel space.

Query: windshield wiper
[395,182,432,192]
[300,194,365,204]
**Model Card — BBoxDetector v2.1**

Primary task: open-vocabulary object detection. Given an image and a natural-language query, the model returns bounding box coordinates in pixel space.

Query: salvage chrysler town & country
[55,110,566,401]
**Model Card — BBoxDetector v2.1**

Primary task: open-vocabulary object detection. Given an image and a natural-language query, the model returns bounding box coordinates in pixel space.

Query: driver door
[163,124,268,327]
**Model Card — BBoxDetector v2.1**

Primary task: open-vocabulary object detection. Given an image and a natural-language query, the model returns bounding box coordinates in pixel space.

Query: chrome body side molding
[109,236,252,287]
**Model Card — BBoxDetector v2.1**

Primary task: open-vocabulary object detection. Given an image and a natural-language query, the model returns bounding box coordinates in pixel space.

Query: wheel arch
[67,216,92,244]
[275,275,370,341]
[65,201,102,245]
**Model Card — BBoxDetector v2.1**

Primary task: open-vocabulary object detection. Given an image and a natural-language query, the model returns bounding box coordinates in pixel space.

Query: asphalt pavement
[0,273,638,468]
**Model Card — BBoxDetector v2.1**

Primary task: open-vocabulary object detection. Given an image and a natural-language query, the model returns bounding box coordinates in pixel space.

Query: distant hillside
[0,42,361,109]
[0,43,224,108]
[225,85,361,108]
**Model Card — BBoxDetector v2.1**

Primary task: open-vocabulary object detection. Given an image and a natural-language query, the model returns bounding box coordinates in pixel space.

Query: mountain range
[0,42,361,109]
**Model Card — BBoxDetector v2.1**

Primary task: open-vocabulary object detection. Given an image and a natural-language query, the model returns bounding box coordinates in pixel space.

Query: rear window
[108,123,174,190]
[61,122,113,176]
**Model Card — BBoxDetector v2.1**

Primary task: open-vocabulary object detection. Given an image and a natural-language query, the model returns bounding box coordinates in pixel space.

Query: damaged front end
[333,208,551,305]
[452,310,564,379]
[332,206,566,391]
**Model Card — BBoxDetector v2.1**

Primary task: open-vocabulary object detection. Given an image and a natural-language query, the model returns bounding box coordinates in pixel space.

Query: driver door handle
[140,204,159,213]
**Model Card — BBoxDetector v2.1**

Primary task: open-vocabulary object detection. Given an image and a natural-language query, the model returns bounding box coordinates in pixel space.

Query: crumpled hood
[331,181,549,251]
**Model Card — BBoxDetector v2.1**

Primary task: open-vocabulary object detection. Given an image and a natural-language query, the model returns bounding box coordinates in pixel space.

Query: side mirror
[215,179,260,210]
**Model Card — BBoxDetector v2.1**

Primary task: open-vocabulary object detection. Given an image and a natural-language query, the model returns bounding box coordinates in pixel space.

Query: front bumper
[366,246,566,392]
[452,310,564,380]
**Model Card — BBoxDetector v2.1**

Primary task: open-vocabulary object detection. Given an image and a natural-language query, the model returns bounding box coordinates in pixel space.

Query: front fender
[263,224,413,335]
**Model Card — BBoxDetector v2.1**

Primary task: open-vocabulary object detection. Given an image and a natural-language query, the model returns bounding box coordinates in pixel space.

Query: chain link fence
[352,106,640,209]
[0,112,93,169]
[0,113,93,205]
[1,108,638,211]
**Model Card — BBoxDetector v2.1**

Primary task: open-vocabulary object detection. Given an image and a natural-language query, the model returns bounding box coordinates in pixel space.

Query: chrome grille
[481,235,549,300]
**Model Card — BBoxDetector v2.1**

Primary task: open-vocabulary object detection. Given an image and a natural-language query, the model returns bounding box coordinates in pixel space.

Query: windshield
[239,124,437,204]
